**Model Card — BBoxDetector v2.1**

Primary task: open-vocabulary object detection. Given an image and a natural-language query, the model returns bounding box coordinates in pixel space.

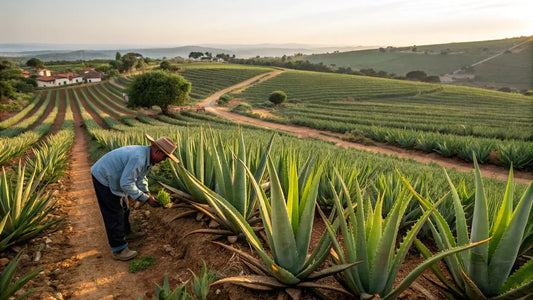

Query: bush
[268,90,287,105]
[230,103,252,113]
[216,93,232,106]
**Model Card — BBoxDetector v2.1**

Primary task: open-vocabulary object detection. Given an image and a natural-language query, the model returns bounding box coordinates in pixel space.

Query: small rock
[34,251,42,262]
[20,254,31,263]
[227,236,238,243]
[216,289,221,295]
[195,212,204,221]
[45,238,52,244]
[144,210,151,217]
[0,258,9,267]
[208,219,219,228]
[54,292,63,300]
[40,271,45,275]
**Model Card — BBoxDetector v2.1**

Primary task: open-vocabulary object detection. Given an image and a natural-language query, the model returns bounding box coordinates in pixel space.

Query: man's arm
[120,159,149,203]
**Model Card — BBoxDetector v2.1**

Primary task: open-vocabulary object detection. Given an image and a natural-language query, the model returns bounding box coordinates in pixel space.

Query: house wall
[37,80,56,88]
[56,77,83,86]
[86,78,102,83]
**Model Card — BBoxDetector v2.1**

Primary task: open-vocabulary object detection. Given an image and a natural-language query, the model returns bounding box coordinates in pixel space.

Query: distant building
[36,69,103,87]
[37,68,52,76]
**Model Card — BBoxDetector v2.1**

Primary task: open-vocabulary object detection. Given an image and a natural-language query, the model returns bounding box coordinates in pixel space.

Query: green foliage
[216,93,232,105]
[230,102,252,113]
[160,60,171,70]
[127,71,191,114]
[138,274,192,300]
[268,90,287,105]
[0,252,40,300]
[129,255,156,273]
[405,70,428,81]
[0,81,15,99]
[156,189,171,208]
[25,57,44,69]
[407,157,533,299]
[190,261,217,300]
[0,163,60,250]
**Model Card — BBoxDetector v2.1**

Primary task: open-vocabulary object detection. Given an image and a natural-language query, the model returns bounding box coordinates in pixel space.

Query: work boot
[112,247,137,261]
[125,231,146,242]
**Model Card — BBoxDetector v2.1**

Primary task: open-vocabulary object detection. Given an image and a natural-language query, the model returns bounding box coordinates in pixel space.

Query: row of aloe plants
[0,91,43,129]
[351,126,533,169]
[1,94,76,299]
[0,90,53,138]
[90,125,533,299]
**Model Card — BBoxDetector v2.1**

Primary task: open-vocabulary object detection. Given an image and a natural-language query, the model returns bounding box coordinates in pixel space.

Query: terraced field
[237,69,533,168]
[1,66,532,300]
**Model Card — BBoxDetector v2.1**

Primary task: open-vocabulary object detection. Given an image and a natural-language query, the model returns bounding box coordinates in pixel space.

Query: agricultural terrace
[176,64,273,102]
[237,69,533,168]
[1,66,532,299]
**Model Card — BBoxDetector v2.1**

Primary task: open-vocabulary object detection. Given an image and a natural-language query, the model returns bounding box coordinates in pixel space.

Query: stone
[0,258,9,267]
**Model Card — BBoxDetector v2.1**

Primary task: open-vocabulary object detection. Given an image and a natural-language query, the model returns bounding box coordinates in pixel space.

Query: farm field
[301,36,533,90]
[1,66,532,299]
[236,69,533,170]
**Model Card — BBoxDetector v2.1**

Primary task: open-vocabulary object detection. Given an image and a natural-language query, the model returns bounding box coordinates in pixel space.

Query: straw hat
[145,134,179,164]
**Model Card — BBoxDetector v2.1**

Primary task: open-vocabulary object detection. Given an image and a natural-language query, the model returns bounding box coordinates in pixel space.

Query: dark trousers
[92,175,131,251]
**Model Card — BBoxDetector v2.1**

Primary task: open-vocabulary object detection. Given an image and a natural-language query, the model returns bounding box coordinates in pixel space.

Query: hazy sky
[1,0,531,48]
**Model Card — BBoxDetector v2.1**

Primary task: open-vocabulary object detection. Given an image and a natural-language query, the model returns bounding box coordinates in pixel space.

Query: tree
[127,71,191,115]
[121,52,143,73]
[405,70,427,81]
[26,58,44,70]
[160,60,171,70]
[188,52,204,59]
[268,90,287,105]
[0,81,16,99]
[115,52,122,61]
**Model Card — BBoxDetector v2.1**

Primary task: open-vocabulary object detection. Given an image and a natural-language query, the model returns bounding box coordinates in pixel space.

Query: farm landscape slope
[0,62,532,300]
[302,36,533,90]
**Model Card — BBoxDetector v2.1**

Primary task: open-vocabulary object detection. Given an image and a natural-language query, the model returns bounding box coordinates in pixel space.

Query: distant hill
[0,44,371,61]
[300,36,533,90]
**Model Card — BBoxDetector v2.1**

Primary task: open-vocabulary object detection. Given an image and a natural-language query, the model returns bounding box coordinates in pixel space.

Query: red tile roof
[36,76,56,82]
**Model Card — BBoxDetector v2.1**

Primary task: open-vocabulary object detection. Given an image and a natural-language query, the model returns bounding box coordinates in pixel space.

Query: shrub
[216,93,232,106]
[268,90,287,105]
[230,102,252,113]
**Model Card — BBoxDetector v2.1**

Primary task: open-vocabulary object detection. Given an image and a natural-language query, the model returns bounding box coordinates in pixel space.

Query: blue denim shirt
[91,145,153,202]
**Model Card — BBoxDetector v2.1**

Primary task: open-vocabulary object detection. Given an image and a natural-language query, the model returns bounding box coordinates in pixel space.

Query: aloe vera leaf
[384,238,492,300]
[488,181,533,295]
[467,158,490,291]
[267,157,299,273]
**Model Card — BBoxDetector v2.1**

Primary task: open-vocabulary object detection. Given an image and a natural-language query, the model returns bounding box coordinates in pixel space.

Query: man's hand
[147,196,161,208]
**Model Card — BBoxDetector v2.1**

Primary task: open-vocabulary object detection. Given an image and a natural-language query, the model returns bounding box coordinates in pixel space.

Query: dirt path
[42,96,158,299]
[202,71,532,184]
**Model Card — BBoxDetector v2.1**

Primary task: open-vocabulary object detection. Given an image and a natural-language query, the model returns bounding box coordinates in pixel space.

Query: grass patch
[129,255,155,273]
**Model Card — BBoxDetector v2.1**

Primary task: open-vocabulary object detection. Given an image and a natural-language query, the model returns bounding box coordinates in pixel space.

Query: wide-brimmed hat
[145,134,179,164]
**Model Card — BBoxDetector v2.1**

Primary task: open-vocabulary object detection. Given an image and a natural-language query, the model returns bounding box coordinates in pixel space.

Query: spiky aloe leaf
[267,157,300,274]
[498,258,533,296]
[467,158,490,292]
[488,180,533,295]
[384,238,491,300]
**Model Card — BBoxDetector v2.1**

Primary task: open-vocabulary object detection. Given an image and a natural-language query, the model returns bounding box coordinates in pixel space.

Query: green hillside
[236,69,533,168]
[301,36,532,90]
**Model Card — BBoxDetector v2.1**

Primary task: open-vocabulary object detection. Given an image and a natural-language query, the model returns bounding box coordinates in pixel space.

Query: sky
[1,0,532,49]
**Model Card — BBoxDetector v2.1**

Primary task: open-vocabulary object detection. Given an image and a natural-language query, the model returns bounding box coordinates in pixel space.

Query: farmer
[90,134,179,261]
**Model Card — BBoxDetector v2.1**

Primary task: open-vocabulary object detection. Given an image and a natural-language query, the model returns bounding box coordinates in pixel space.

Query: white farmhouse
[36,69,103,87]
[55,72,84,86]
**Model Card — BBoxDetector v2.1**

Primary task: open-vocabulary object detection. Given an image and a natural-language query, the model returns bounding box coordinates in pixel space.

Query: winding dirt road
[202,70,532,184]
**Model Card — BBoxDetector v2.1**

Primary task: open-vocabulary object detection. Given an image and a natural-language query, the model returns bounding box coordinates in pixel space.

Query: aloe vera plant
[0,163,61,247]
[321,170,489,299]
[178,153,355,297]
[0,252,40,300]
[173,130,274,238]
[405,157,533,299]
